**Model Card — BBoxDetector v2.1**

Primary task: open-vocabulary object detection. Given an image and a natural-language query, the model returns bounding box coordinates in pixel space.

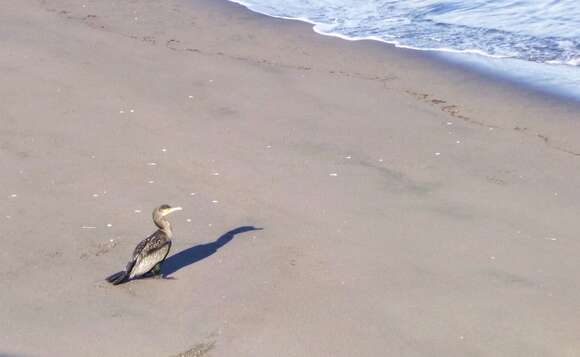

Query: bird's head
[155,204,183,217]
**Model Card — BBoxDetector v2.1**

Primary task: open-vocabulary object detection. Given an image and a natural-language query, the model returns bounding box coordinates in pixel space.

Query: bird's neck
[154,216,172,235]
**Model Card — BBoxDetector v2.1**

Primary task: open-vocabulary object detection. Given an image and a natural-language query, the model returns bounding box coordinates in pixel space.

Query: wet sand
[1,0,580,356]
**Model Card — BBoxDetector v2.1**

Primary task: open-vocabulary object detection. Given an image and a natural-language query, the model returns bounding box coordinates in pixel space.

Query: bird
[106,204,182,285]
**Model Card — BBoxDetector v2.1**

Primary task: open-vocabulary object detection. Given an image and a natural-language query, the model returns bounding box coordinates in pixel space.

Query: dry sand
[1,0,580,356]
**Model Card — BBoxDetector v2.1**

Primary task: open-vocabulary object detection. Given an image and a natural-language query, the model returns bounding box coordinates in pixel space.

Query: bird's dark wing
[130,230,165,256]
[132,234,152,259]
[123,258,137,276]
[139,230,170,256]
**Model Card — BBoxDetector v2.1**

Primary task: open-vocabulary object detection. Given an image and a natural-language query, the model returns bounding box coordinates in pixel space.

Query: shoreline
[202,0,580,153]
[210,0,580,111]
[2,0,580,356]
[224,0,580,104]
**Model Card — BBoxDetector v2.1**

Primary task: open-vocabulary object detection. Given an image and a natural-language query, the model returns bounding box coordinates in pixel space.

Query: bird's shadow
[161,226,262,277]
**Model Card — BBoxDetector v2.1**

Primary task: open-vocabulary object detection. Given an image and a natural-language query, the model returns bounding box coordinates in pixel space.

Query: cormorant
[106,204,182,285]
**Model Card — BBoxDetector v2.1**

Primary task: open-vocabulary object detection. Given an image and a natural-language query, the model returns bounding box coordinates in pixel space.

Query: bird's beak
[168,207,183,214]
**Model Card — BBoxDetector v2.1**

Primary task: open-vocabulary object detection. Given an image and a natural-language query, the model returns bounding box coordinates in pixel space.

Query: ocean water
[227,0,580,100]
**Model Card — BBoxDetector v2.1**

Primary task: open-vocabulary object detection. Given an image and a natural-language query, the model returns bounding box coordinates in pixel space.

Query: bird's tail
[105,271,129,285]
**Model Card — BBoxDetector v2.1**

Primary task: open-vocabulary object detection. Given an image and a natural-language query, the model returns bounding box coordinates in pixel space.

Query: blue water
[227,0,580,100]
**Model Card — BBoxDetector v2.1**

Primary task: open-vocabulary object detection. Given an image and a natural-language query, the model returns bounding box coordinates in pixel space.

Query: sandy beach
[1,0,580,356]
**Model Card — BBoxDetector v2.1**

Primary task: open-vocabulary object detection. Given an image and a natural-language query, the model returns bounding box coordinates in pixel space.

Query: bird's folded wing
[141,234,168,256]
[132,235,153,258]
[124,257,137,276]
